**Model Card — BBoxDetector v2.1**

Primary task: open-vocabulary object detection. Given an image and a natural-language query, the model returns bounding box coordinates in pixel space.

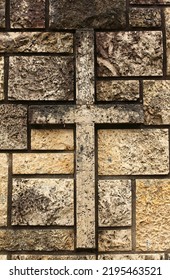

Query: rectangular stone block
[136,179,170,251]
[143,80,170,125]
[165,9,170,74]
[98,129,169,175]
[129,8,161,27]
[31,129,74,150]
[10,0,45,28]
[0,0,5,28]
[0,154,8,226]
[8,56,74,101]
[0,57,4,100]
[96,80,139,101]
[96,31,163,76]
[0,255,7,260]
[98,180,132,227]
[98,229,132,251]
[12,255,96,260]
[13,153,74,174]
[0,105,27,149]
[0,33,73,53]
[49,0,126,29]
[98,254,164,260]
[0,229,74,251]
[130,0,170,3]
[12,179,74,226]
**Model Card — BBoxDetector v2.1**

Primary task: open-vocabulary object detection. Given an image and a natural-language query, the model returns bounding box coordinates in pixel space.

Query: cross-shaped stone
[29,30,143,249]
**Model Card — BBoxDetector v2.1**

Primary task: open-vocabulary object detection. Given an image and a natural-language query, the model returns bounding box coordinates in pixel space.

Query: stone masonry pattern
[0,0,170,260]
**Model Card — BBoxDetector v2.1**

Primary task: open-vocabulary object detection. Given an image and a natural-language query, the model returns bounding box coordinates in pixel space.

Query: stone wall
[0,0,169,260]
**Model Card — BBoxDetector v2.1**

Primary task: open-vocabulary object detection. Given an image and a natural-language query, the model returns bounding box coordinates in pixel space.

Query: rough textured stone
[0,57,4,100]
[136,179,170,251]
[98,254,164,260]
[143,80,170,125]
[130,0,170,3]
[98,230,132,251]
[129,8,161,27]
[98,180,132,227]
[96,31,163,76]
[0,33,73,53]
[0,0,5,28]
[12,179,74,226]
[98,129,169,175]
[12,255,96,260]
[0,154,8,226]
[10,0,45,28]
[0,230,74,251]
[165,9,170,74]
[0,255,7,260]
[8,56,74,101]
[31,129,74,150]
[0,105,27,149]
[13,153,74,174]
[96,80,139,101]
[49,0,126,29]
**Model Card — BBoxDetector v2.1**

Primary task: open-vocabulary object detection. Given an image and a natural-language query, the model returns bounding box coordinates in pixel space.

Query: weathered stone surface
[96,80,139,101]
[0,230,74,251]
[12,255,96,260]
[10,0,45,28]
[0,33,73,53]
[0,0,5,28]
[98,230,132,251]
[0,57,4,100]
[98,254,164,260]
[130,0,170,3]
[136,179,170,251]
[13,153,74,174]
[98,129,169,175]
[0,105,27,149]
[0,255,7,260]
[31,129,74,150]
[12,179,74,226]
[8,56,74,101]
[96,32,163,76]
[165,9,170,74]
[0,154,8,226]
[98,180,132,227]
[143,80,170,125]
[49,0,126,29]
[129,8,161,27]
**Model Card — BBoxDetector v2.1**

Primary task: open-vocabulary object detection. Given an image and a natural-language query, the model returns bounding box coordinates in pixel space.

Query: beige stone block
[98,254,164,260]
[98,129,169,175]
[0,229,74,251]
[98,229,132,251]
[0,0,5,28]
[13,153,74,174]
[165,8,170,74]
[31,129,74,150]
[0,154,8,226]
[98,180,132,227]
[136,179,170,251]
[12,255,96,260]
[0,57,4,100]
[129,8,161,27]
[12,179,74,226]
[0,255,7,260]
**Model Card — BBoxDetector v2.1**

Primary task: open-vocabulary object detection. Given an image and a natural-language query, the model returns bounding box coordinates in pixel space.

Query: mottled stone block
[129,8,161,27]
[96,80,139,101]
[31,129,74,150]
[10,0,45,28]
[13,153,74,174]
[12,179,74,226]
[98,230,132,251]
[0,33,73,53]
[0,230,74,251]
[165,9,170,74]
[98,254,164,260]
[0,255,7,260]
[143,80,170,125]
[0,0,5,28]
[98,180,132,227]
[49,0,126,29]
[8,56,74,101]
[0,105,27,149]
[0,154,8,226]
[136,179,170,251]
[12,255,96,260]
[130,0,170,3]
[96,31,163,76]
[0,57,4,100]
[98,129,169,175]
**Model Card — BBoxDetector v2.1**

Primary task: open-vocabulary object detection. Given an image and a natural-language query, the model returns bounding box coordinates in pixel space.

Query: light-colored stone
[13,153,74,174]
[129,8,161,27]
[136,179,170,251]
[96,80,139,101]
[168,254,170,260]
[0,229,74,251]
[0,154,8,226]
[0,57,4,100]
[8,56,74,101]
[12,255,96,260]
[12,179,74,226]
[31,129,74,150]
[0,255,7,260]
[98,129,169,175]
[98,254,164,260]
[0,0,5,28]
[143,80,170,125]
[0,33,73,53]
[130,0,170,3]
[98,230,132,251]
[165,8,170,74]
[98,180,132,227]
[96,31,163,76]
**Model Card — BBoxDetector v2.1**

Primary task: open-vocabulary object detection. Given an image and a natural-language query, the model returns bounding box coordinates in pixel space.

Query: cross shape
[29,30,143,249]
